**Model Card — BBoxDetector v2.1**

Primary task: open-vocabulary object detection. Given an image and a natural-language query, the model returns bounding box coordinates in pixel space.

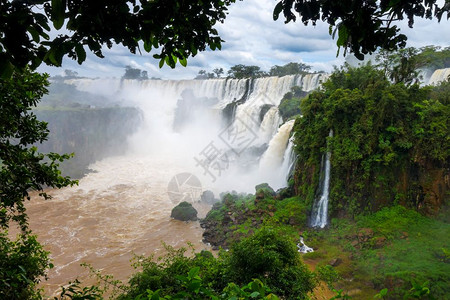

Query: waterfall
[259,107,281,144]
[280,136,295,181]
[427,68,450,86]
[63,75,325,193]
[310,129,333,228]
[258,120,295,189]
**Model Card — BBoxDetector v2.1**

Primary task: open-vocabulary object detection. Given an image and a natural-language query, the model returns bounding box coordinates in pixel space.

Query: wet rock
[170,201,198,221]
[329,258,343,267]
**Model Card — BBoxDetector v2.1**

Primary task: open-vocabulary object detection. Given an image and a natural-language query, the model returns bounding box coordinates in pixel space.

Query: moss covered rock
[170,201,198,221]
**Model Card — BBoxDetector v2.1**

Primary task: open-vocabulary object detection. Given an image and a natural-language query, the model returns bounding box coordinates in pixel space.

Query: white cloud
[38,0,450,79]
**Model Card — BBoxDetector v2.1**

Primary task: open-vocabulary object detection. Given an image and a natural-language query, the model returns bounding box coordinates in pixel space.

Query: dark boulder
[171,201,198,221]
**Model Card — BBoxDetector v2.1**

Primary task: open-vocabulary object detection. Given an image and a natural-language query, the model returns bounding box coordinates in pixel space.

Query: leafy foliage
[0,68,77,299]
[53,279,104,300]
[0,68,76,230]
[273,0,449,60]
[227,228,316,299]
[0,0,239,77]
[0,231,51,300]
[415,46,450,70]
[278,86,308,120]
[116,228,315,300]
[293,63,449,214]
[376,46,450,85]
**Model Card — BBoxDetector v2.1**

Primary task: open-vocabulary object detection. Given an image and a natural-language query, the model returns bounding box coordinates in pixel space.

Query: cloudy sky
[38,0,450,80]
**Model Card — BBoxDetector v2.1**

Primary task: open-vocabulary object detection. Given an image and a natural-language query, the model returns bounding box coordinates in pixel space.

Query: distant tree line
[195,62,316,80]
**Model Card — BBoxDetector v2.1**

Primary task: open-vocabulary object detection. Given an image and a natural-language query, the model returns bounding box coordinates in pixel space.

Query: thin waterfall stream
[310,129,333,228]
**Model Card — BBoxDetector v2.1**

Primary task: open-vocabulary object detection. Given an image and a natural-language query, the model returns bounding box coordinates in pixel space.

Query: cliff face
[34,107,142,178]
[398,160,449,215]
[294,157,449,217]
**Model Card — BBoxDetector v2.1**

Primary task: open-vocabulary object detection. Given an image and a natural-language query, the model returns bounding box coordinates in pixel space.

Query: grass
[301,205,450,299]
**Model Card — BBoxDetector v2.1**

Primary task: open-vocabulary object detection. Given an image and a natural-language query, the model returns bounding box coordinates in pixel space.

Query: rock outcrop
[171,201,198,221]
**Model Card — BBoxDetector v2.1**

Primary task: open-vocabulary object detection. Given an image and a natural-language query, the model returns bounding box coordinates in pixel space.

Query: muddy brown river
[25,155,211,297]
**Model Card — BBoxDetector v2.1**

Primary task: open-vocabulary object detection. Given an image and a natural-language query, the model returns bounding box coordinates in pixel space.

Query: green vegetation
[269,63,312,77]
[195,68,224,79]
[201,188,310,249]
[199,189,449,298]
[0,69,76,298]
[293,63,449,215]
[376,46,450,85]
[227,65,267,79]
[278,86,308,120]
[0,232,51,300]
[107,228,315,300]
[0,0,238,77]
[0,69,76,229]
[303,206,450,299]
[415,46,450,71]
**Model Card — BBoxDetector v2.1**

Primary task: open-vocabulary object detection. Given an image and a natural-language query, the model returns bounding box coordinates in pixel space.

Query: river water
[25,155,211,296]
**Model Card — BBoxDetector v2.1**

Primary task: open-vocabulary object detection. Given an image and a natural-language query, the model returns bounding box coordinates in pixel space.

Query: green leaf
[28,27,40,43]
[159,58,165,68]
[75,44,86,64]
[250,291,260,298]
[337,24,348,47]
[179,56,187,67]
[51,0,66,30]
[188,266,200,279]
[144,40,153,52]
[188,281,201,292]
[273,2,283,21]
[0,59,14,79]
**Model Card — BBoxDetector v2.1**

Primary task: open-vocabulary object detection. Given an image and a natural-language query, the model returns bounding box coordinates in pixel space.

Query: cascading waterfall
[65,74,326,192]
[258,120,295,189]
[310,129,333,228]
[259,107,281,144]
[427,68,450,86]
[280,136,296,181]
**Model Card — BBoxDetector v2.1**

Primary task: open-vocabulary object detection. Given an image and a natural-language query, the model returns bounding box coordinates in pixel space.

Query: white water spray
[310,129,333,228]
[297,236,314,253]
